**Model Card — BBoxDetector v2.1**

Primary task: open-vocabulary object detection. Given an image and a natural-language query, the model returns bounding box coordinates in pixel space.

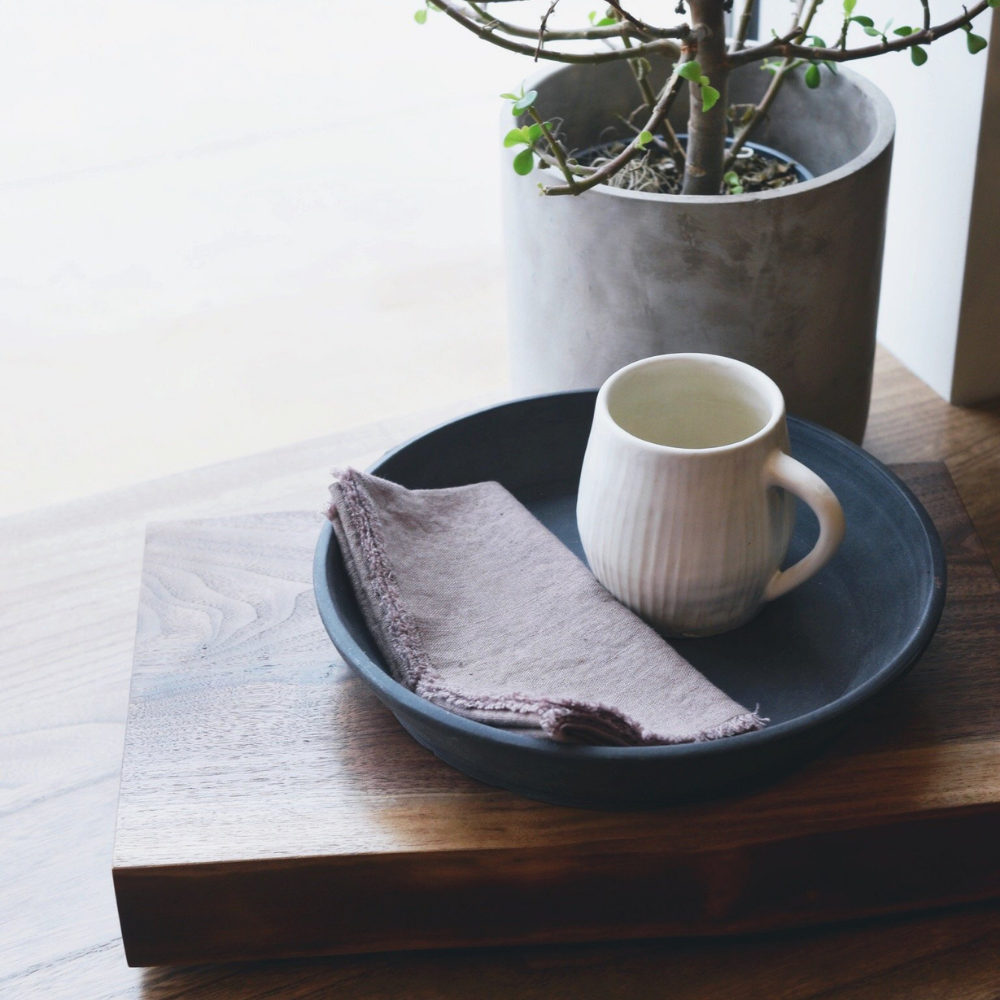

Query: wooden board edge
[113,802,1000,966]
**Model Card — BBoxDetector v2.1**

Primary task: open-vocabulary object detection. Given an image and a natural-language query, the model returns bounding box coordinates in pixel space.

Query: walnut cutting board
[112,463,1000,967]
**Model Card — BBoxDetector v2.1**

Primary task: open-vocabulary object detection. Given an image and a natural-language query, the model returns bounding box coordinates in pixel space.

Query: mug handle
[762,450,846,603]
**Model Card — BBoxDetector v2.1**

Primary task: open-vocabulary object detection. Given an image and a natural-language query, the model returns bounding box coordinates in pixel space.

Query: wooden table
[4,349,1000,999]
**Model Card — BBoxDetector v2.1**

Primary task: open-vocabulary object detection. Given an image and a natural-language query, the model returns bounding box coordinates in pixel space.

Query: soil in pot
[569,135,811,196]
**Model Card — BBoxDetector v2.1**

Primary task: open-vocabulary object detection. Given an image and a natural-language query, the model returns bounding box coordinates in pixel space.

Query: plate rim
[313,391,947,761]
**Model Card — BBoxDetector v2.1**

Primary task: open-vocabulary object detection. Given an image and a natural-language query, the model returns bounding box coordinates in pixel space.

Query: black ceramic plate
[313,392,946,809]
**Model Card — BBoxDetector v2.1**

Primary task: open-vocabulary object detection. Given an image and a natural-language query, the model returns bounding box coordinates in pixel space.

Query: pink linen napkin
[326,469,764,746]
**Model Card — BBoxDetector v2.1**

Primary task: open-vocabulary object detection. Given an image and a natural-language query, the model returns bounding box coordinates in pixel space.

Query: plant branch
[723,58,793,168]
[729,0,757,52]
[836,13,850,48]
[534,0,561,60]
[789,0,808,32]
[466,1,630,40]
[624,39,657,106]
[464,0,687,42]
[731,0,993,65]
[724,0,822,168]
[540,59,688,195]
[681,0,729,194]
[527,106,577,188]
[535,149,596,175]
[605,0,664,38]
[621,31,687,166]
[434,0,682,63]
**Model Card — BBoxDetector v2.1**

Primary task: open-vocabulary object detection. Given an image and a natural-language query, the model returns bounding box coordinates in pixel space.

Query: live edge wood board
[112,462,1000,967]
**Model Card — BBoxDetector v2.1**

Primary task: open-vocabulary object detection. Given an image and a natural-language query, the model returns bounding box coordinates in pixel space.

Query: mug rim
[597,352,786,455]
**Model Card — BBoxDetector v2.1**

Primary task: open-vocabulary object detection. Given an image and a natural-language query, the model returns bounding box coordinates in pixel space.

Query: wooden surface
[111,463,1000,965]
[4,348,1000,996]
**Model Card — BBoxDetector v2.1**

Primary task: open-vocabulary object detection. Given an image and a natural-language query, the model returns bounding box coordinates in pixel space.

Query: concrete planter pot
[502,60,895,443]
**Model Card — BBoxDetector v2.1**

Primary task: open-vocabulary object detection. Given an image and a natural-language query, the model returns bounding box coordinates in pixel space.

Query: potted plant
[417,0,996,442]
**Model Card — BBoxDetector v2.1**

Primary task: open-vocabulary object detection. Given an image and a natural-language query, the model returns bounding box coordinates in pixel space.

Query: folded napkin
[326,469,764,746]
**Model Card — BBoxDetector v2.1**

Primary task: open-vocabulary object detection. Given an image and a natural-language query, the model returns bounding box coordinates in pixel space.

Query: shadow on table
[139,903,1000,1000]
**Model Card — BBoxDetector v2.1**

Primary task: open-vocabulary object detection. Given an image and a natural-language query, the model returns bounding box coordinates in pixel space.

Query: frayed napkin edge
[327,467,767,747]
[537,702,767,746]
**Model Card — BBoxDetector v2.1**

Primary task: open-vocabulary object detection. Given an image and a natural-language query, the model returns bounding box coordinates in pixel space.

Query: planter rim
[520,61,895,205]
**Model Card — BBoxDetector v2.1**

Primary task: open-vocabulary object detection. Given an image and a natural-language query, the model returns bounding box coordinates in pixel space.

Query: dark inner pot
[530,57,886,187]
[572,136,812,196]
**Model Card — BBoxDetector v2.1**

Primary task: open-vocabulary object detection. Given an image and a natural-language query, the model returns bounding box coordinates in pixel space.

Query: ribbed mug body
[577,361,796,637]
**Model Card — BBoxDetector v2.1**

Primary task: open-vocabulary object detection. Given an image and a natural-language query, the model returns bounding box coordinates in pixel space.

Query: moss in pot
[418,0,996,442]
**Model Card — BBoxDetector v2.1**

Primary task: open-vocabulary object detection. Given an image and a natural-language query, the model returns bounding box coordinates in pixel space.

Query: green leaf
[636,130,654,149]
[503,128,528,148]
[414,8,427,24]
[805,63,821,88]
[851,15,875,27]
[588,10,616,25]
[990,0,1000,8]
[525,122,546,143]
[512,90,538,113]
[500,92,520,101]
[678,61,718,111]
[893,25,913,36]
[968,32,988,54]
[512,148,535,175]
[724,171,739,184]
[863,25,880,36]
[910,44,928,65]
[843,0,857,13]
[965,28,988,54]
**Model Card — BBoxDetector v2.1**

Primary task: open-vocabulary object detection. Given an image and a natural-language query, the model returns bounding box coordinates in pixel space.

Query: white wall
[757,2,998,403]
[0,1,518,514]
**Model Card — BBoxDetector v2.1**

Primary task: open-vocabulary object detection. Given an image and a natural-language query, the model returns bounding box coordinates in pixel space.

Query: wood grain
[864,357,1000,576]
[4,348,1000,997]
[110,464,1000,964]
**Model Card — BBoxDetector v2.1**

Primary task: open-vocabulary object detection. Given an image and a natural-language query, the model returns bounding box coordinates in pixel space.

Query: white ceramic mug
[577,353,846,636]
